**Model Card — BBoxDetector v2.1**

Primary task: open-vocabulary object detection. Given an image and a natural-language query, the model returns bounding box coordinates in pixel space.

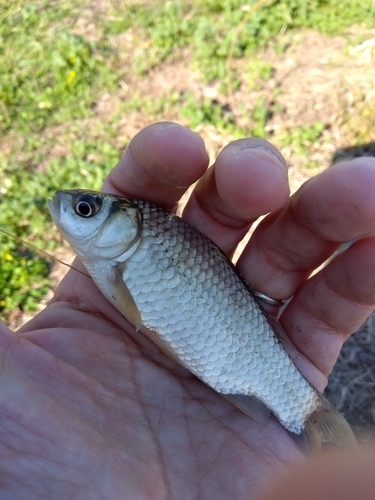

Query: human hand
[1,123,375,499]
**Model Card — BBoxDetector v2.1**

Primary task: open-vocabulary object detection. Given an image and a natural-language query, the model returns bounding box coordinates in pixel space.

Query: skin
[1,122,375,499]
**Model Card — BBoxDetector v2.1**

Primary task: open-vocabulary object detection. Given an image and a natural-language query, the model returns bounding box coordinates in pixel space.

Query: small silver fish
[48,189,357,449]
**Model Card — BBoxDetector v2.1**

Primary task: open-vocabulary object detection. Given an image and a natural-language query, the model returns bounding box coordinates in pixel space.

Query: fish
[48,189,357,449]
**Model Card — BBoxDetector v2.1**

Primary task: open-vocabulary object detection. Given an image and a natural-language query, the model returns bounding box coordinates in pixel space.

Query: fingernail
[230,139,287,167]
[155,121,183,130]
[239,144,280,160]
[155,122,206,146]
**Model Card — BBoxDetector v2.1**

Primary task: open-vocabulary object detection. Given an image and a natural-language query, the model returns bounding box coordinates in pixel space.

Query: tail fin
[305,395,357,450]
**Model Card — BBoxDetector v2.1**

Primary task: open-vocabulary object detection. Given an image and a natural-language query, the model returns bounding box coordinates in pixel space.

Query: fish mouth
[47,191,62,223]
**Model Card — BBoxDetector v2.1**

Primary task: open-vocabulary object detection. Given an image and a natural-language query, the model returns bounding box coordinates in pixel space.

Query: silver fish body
[48,190,356,448]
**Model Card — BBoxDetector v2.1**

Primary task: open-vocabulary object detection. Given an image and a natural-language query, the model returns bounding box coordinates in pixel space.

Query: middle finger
[182,137,290,256]
[237,158,375,301]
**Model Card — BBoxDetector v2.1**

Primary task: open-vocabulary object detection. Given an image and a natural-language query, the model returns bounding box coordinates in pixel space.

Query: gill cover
[48,190,142,260]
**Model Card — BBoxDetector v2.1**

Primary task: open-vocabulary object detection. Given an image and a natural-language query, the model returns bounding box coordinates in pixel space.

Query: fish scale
[116,201,320,434]
[48,189,357,448]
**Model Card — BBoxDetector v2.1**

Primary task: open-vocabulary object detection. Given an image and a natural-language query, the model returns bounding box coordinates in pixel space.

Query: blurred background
[0,0,374,439]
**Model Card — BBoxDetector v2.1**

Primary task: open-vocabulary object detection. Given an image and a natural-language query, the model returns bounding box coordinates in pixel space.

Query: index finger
[102,122,209,209]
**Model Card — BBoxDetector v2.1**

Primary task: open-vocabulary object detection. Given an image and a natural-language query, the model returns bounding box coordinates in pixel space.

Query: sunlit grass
[0,0,374,318]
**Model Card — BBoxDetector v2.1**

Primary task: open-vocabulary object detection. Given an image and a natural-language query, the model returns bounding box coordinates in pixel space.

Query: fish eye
[74,194,101,218]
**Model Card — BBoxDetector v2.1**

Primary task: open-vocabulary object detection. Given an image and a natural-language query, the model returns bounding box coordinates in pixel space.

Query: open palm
[2,123,375,500]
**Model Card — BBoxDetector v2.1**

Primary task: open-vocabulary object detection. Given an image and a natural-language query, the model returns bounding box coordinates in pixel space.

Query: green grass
[1,0,374,319]
[0,1,120,135]
[114,0,375,82]
[280,122,326,155]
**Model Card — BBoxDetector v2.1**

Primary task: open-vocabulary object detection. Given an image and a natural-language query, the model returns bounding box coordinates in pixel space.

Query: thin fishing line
[0,228,91,278]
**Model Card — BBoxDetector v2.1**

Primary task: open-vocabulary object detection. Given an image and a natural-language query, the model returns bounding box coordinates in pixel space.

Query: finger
[103,122,209,209]
[238,158,375,300]
[280,235,375,377]
[0,319,17,351]
[182,138,289,255]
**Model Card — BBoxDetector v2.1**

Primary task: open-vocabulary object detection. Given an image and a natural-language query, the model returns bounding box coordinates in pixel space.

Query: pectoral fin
[112,263,183,366]
[109,264,143,330]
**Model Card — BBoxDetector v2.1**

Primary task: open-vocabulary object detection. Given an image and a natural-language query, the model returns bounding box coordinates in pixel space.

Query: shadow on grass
[331,142,375,164]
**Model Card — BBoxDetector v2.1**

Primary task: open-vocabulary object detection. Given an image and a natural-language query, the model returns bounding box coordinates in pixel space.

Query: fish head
[48,190,142,261]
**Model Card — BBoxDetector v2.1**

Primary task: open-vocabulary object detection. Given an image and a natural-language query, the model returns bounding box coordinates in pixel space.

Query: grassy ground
[1,0,375,434]
[1,0,375,318]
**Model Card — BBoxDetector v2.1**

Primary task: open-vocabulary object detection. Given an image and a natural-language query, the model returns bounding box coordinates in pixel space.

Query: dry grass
[325,311,375,444]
